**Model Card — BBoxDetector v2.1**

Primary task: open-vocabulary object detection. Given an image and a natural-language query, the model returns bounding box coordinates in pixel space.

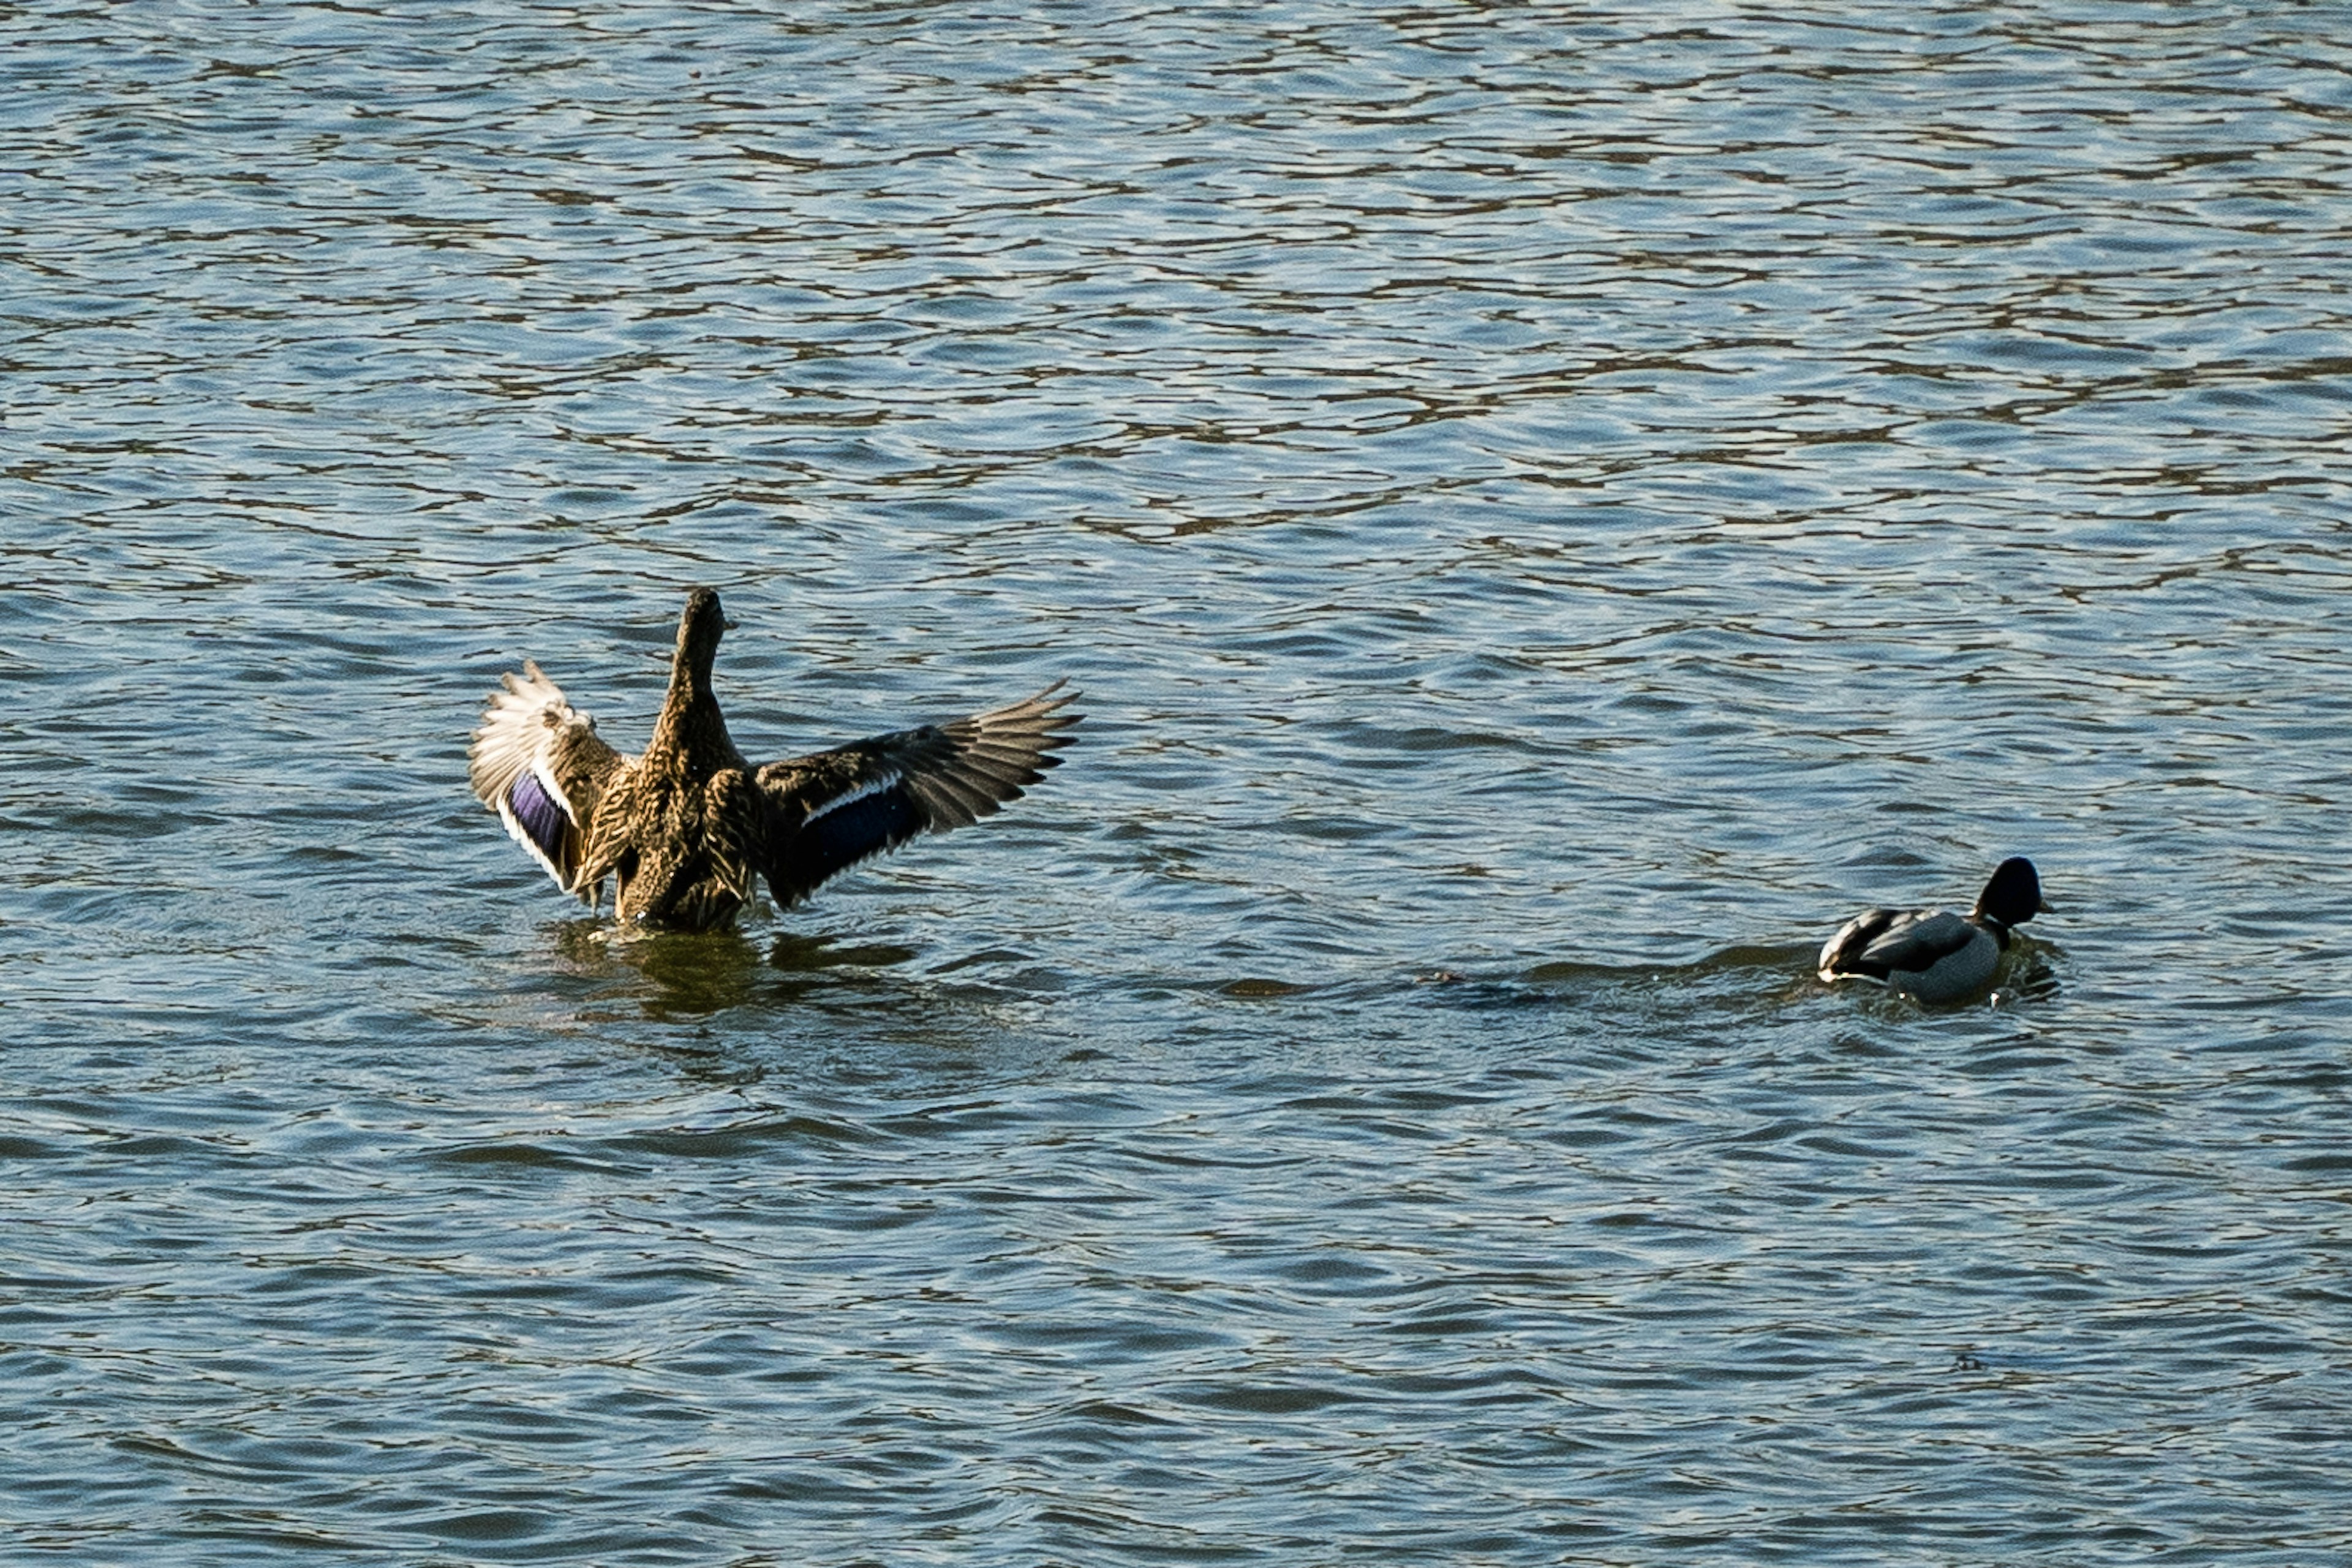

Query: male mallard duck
[468,587,1079,932]
[1817,856,2050,1004]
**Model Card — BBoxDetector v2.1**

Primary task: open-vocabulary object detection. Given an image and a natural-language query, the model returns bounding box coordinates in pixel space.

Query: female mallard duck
[1817,856,2051,1004]
[468,587,1079,932]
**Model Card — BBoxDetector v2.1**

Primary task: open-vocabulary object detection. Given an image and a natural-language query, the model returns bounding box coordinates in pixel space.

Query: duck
[1817,856,2050,1004]
[468,587,1080,932]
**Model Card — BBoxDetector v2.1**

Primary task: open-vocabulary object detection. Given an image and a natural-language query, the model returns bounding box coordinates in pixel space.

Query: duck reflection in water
[552,919,926,1025]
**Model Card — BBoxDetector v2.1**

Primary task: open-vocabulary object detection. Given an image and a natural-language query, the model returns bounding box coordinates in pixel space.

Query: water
[5,1,2351,1561]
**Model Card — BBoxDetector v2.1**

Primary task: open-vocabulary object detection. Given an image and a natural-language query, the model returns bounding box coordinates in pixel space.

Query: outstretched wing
[754,681,1079,910]
[469,660,625,899]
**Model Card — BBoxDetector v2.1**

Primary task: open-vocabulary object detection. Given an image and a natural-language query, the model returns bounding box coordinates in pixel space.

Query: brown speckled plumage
[469,587,1079,931]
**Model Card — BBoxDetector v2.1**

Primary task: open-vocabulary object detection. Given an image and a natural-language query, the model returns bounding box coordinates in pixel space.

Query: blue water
[5,2,2351,1562]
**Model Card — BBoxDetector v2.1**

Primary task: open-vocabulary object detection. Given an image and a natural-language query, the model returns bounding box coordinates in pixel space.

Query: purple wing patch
[508,769,572,865]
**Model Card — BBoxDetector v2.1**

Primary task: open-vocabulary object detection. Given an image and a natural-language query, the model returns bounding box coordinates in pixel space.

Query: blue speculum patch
[509,770,568,864]
[802,786,921,883]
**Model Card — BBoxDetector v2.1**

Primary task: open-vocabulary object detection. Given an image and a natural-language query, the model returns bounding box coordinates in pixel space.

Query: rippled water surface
[6,2,2352,1561]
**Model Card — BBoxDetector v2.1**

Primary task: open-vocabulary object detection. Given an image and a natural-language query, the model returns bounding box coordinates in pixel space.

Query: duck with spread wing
[469,587,1079,932]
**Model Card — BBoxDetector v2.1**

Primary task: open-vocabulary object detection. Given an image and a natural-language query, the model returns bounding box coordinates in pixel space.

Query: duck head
[1973,856,2049,930]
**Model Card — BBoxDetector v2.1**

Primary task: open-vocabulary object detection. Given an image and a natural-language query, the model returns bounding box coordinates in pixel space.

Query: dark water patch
[429,1140,616,1173]
[600,1113,880,1160]
[1174,1381,1365,1417]
[0,1134,66,1159]
[1217,977,1317,998]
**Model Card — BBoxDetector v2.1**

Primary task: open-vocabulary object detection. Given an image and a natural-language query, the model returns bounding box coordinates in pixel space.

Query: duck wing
[753,682,1079,910]
[1820,907,1983,982]
[1819,908,1901,982]
[1860,908,1989,978]
[469,660,625,900]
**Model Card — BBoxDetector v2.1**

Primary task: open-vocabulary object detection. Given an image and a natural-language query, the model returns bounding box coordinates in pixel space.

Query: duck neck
[651,645,732,760]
